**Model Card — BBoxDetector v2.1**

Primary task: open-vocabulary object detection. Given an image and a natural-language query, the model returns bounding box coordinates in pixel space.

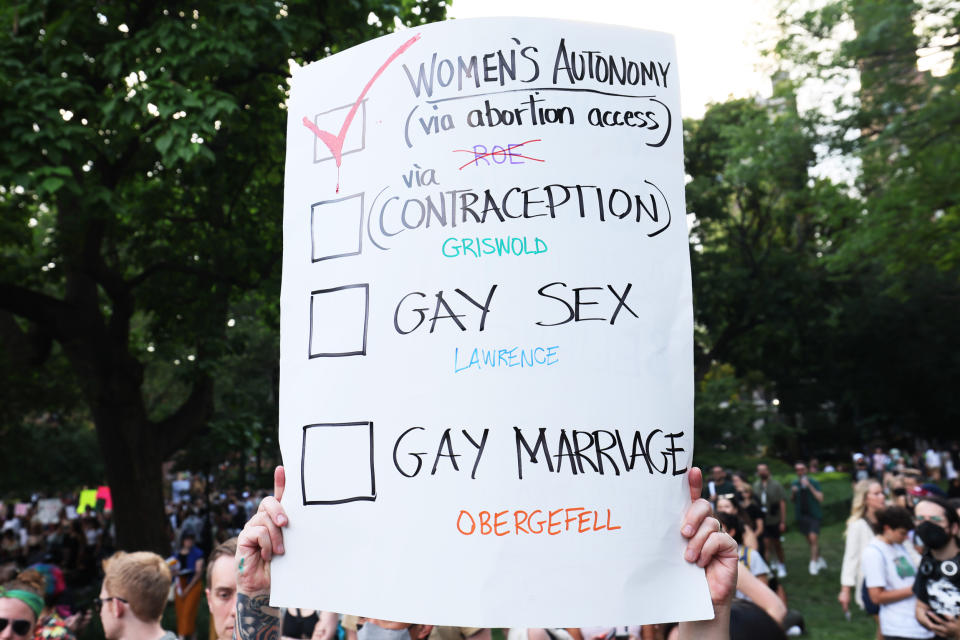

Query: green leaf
[39,176,65,193]
[155,131,174,155]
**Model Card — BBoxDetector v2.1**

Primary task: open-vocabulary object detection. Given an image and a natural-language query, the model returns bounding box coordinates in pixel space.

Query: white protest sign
[36,498,62,525]
[273,17,710,626]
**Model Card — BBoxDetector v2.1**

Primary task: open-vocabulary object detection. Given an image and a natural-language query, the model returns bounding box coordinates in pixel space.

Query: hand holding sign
[279,17,703,625]
[235,466,736,637]
[237,466,288,597]
[680,468,738,608]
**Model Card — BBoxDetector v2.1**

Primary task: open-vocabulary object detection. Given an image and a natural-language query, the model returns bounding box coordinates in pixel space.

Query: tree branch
[156,374,215,458]
[0,311,52,366]
[0,283,72,337]
[127,261,257,290]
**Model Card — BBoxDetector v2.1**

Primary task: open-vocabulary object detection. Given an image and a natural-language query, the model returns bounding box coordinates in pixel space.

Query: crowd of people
[0,468,739,640]
[699,443,960,639]
[1,444,959,640]
[838,449,960,639]
[0,478,268,640]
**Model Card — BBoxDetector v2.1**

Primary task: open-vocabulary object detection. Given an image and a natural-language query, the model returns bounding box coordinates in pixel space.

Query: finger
[685,515,722,563]
[246,510,285,554]
[687,467,703,504]
[696,530,737,568]
[239,524,275,562]
[238,512,282,557]
[258,495,288,527]
[926,620,948,635]
[275,465,286,503]
[681,497,713,539]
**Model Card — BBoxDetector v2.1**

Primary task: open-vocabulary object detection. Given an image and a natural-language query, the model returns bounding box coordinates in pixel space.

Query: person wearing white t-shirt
[925,449,943,482]
[862,506,933,640]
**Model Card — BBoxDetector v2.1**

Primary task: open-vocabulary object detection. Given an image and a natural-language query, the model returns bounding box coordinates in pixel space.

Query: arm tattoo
[236,593,280,640]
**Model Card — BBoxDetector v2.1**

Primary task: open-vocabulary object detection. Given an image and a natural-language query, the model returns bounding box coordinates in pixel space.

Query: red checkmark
[303,33,421,191]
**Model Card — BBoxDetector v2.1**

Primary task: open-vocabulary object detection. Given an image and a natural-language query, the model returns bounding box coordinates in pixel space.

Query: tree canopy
[2,0,958,534]
[689,0,960,460]
[0,0,446,552]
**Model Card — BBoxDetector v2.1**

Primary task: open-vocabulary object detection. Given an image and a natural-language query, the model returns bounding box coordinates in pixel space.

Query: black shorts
[796,515,821,535]
[762,523,782,538]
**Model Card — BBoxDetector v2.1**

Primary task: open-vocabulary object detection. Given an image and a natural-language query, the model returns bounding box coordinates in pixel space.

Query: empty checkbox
[308,284,369,358]
[311,193,363,262]
[301,422,376,505]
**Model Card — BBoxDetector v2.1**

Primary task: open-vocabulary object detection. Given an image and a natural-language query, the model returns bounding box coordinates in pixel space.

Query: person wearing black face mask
[913,496,960,639]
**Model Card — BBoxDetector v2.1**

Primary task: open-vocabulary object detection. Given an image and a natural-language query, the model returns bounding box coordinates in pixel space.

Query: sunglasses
[93,596,128,612]
[0,618,32,636]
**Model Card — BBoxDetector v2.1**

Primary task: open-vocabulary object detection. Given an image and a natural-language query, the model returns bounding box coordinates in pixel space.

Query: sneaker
[809,559,819,575]
[816,556,828,571]
[777,564,787,579]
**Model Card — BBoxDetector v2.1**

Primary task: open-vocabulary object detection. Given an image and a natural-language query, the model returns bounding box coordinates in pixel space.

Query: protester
[704,467,736,505]
[734,482,766,556]
[839,480,885,603]
[235,466,738,640]
[715,513,770,587]
[98,551,176,640]
[716,496,761,553]
[754,464,787,579]
[925,449,943,483]
[862,507,933,640]
[839,479,885,637]
[853,455,872,484]
[206,538,239,640]
[281,609,337,640]
[0,570,45,640]
[873,448,891,482]
[791,463,825,575]
[912,496,960,638]
[28,563,88,640]
[173,532,205,640]
[726,600,787,640]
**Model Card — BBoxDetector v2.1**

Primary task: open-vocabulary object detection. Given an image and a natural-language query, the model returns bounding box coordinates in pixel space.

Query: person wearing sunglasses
[913,496,960,639]
[0,569,45,640]
[97,551,177,640]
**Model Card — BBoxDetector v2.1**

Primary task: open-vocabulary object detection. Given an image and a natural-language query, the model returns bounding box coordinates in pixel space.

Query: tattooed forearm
[236,593,280,640]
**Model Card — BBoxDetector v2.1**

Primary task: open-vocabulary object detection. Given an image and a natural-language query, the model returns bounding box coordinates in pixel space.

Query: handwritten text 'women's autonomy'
[403,38,671,98]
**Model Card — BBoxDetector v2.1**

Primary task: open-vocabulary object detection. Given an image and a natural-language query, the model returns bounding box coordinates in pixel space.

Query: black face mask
[916,521,951,550]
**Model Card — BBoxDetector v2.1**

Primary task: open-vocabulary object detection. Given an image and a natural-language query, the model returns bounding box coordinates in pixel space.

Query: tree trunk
[92,405,170,555]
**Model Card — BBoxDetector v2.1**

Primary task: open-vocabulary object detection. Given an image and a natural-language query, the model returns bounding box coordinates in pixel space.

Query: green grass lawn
[776,472,877,640]
[780,520,876,639]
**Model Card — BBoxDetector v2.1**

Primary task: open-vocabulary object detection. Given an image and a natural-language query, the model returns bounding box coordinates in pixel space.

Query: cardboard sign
[273,17,709,626]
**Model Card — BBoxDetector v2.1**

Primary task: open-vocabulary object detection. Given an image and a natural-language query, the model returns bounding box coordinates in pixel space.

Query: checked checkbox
[308,284,369,358]
[300,421,376,505]
[310,193,364,262]
[309,101,367,164]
